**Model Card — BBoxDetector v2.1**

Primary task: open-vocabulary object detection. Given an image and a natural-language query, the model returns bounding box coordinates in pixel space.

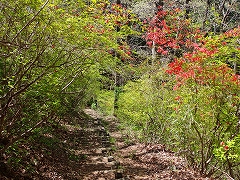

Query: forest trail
[0,108,213,180]
[81,108,212,180]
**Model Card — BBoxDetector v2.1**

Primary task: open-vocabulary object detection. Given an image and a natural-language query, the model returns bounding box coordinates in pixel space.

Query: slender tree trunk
[233,62,237,74]
[155,0,164,8]
[113,71,118,114]
[151,0,164,65]
[202,0,211,30]
[113,0,122,114]
[185,0,191,19]
[152,40,156,65]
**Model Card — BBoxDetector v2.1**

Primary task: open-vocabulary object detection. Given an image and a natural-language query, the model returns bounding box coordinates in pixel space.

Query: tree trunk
[185,0,191,19]
[152,40,156,65]
[202,0,211,30]
[155,0,164,8]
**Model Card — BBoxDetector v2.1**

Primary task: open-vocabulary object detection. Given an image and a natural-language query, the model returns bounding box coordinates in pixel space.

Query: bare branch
[61,69,83,91]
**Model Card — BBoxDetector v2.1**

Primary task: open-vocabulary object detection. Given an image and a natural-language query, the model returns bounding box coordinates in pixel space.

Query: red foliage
[220,141,225,146]
[144,8,203,56]
[165,26,240,88]
[174,96,181,100]
[224,145,229,151]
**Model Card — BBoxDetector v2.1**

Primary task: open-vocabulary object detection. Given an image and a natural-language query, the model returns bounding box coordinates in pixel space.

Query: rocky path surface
[79,109,120,179]
[82,109,212,180]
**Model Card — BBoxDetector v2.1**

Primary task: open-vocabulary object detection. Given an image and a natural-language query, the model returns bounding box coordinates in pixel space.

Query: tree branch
[12,0,49,42]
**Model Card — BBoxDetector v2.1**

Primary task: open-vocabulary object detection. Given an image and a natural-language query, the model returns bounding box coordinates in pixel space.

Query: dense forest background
[0,0,240,179]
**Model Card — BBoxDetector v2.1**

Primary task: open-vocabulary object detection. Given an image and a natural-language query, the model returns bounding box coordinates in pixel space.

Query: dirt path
[82,108,212,180]
[0,108,213,180]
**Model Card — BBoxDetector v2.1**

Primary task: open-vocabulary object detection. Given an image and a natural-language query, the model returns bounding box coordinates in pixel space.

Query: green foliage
[214,136,240,162]
[0,0,138,156]
[1,0,239,179]
[117,69,176,143]
[96,90,115,115]
[117,64,239,177]
[117,24,240,179]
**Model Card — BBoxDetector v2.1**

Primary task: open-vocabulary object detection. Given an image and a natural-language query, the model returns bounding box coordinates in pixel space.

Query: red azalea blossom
[126,51,131,55]
[224,145,229,151]
[175,96,181,100]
